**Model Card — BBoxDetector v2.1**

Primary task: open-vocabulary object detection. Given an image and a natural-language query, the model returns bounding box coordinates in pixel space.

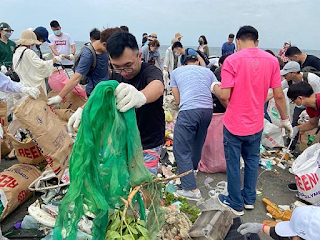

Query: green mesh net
[53,80,164,240]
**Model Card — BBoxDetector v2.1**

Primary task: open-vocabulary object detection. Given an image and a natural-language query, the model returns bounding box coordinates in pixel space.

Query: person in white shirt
[48,20,75,69]
[12,29,63,95]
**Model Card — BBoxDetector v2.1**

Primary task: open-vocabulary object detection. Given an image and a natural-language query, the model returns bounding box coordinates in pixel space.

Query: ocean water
[40,41,320,58]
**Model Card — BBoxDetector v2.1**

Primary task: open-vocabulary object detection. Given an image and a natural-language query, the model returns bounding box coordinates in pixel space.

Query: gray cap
[280,61,300,75]
[0,22,13,31]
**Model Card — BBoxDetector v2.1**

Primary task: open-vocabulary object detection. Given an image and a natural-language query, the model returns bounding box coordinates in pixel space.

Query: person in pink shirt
[212,25,293,216]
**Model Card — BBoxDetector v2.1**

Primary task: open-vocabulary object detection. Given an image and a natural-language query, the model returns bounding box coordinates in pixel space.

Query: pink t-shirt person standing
[211,25,292,216]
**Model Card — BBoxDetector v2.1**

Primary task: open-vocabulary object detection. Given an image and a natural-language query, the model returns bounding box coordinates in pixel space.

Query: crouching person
[170,55,217,200]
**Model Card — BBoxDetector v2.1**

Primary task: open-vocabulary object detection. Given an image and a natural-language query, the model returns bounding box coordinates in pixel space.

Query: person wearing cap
[172,41,206,67]
[141,39,163,70]
[0,22,16,68]
[237,205,320,240]
[221,33,236,55]
[174,32,182,42]
[163,38,182,93]
[170,55,217,200]
[285,46,320,71]
[12,30,63,95]
[48,20,76,70]
[141,33,148,47]
[33,26,50,59]
[147,33,158,43]
[278,41,291,63]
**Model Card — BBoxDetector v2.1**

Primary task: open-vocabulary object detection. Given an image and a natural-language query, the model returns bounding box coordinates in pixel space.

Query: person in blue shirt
[172,41,206,67]
[170,55,217,200]
[221,33,236,55]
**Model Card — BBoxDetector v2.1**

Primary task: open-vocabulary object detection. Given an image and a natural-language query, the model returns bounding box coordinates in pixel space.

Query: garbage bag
[53,81,164,240]
[292,143,320,205]
[261,119,284,148]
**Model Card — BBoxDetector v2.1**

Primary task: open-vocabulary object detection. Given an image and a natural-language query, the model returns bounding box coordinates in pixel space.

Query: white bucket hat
[16,29,41,45]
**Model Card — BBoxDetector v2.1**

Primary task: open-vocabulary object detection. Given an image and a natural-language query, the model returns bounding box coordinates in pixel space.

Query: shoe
[217,194,244,216]
[174,189,202,201]
[244,204,254,210]
[287,183,298,192]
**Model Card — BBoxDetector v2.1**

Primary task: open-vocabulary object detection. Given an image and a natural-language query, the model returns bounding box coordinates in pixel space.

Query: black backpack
[185,48,210,65]
[72,42,97,85]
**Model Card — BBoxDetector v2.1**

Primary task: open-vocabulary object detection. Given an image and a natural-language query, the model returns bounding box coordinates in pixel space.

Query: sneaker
[244,204,254,210]
[174,189,202,201]
[287,183,298,192]
[217,194,244,216]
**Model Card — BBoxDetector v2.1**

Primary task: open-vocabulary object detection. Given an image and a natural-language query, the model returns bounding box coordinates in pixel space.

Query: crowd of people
[1,21,320,239]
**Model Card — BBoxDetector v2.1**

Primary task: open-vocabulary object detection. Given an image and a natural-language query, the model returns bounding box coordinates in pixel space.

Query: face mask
[150,47,156,52]
[198,40,203,45]
[174,52,180,57]
[4,32,12,39]
[53,30,61,36]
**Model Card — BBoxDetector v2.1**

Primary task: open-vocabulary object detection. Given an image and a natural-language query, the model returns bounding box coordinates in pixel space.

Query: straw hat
[148,33,157,41]
[171,38,179,45]
[16,30,41,45]
[175,32,183,39]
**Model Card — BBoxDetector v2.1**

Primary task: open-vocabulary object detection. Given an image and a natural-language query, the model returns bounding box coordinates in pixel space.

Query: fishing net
[53,80,165,240]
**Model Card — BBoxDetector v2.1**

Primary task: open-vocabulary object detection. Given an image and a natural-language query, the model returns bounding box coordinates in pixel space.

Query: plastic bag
[261,119,284,148]
[53,81,164,240]
[292,143,320,205]
[267,88,291,126]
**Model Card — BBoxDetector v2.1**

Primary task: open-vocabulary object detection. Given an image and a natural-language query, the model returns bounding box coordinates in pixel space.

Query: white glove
[115,83,147,112]
[163,70,169,79]
[280,119,293,138]
[20,86,40,99]
[47,95,63,105]
[210,82,221,94]
[54,55,63,62]
[67,107,83,133]
[1,65,7,74]
[68,54,75,61]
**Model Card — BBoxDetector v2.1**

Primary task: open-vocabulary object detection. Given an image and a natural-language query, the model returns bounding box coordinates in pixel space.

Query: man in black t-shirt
[285,46,320,70]
[107,32,165,174]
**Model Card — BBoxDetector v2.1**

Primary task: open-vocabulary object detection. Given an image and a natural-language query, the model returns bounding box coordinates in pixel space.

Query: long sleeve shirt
[0,71,22,93]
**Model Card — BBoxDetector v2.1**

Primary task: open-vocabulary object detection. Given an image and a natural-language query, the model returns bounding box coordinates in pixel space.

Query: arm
[197,55,206,66]
[273,87,289,120]
[298,117,319,132]
[70,44,76,55]
[213,85,230,108]
[59,73,83,98]
[171,87,180,105]
[0,72,22,93]
[49,45,60,56]
[141,80,164,104]
[204,45,210,57]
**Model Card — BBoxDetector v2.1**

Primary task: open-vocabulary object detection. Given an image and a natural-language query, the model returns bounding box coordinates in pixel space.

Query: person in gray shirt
[141,39,163,70]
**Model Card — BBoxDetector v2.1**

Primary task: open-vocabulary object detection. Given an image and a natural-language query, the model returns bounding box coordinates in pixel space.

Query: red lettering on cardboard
[7,180,18,188]
[0,175,14,187]
[30,146,40,159]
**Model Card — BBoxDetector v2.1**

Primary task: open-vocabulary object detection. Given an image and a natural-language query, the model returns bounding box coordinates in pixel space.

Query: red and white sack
[261,119,284,149]
[198,113,226,173]
[0,164,41,220]
[292,143,320,205]
[13,88,73,179]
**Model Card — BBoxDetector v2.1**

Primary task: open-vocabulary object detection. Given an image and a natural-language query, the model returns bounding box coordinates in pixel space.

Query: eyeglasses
[113,54,139,74]
[290,98,297,104]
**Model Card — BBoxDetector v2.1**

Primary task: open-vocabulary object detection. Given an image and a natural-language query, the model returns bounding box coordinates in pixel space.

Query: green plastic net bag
[53,80,164,240]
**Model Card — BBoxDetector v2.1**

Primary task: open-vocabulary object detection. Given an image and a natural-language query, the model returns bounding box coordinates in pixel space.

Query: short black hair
[107,32,138,58]
[229,33,235,38]
[287,81,314,100]
[285,46,302,57]
[90,28,100,41]
[265,49,275,56]
[236,25,258,42]
[199,35,208,45]
[142,33,147,36]
[172,41,183,51]
[120,26,129,32]
[219,54,230,65]
[183,55,198,65]
[50,20,60,28]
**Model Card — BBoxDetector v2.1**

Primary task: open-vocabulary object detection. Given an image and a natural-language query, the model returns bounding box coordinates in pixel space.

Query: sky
[2,0,320,50]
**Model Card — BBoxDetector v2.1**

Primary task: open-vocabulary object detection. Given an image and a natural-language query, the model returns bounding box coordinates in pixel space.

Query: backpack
[185,48,210,65]
[5,47,28,82]
[72,42,97,85]
[301,66,320,82]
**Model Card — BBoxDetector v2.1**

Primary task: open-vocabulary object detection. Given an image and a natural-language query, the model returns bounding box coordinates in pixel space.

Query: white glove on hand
[54,56,63,62]
[210,82,221,95]
[237,223,263,235]
[67,107,83,134]
[68,54,75,61]
[280,119,293,138]
[1,65,8,74]
[115,83,147,112]
[47,95,63,105]
[20,86,40,99]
